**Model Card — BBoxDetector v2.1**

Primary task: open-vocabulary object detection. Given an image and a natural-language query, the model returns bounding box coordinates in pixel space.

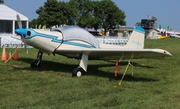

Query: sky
[4,0,180,31]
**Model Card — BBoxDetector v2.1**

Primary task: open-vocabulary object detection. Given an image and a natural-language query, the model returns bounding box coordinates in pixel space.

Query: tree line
[29,0,126,31]
[0,0,4,4]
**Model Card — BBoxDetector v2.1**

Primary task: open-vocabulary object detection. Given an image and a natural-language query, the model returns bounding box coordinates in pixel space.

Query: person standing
[106,30,109,36]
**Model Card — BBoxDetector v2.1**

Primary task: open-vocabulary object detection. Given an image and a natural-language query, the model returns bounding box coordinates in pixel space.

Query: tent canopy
[0,4,28,21]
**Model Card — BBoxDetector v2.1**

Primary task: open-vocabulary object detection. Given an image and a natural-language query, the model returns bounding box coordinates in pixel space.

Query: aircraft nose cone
[15,28,27,36]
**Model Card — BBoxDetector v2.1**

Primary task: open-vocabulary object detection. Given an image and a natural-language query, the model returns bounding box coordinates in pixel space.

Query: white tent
[0,4,28,35]
[0,4,29,48]
[0,5,28,20]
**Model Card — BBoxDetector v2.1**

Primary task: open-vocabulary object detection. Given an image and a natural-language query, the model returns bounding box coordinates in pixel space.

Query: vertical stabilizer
[124,26,145,49]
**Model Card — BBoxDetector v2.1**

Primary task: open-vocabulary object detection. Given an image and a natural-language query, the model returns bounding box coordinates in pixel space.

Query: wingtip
[164,50,172,57]
[152,49,172,57]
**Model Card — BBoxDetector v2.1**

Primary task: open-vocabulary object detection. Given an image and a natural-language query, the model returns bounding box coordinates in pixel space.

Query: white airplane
[14,15,172,77]
[170,33,180,38]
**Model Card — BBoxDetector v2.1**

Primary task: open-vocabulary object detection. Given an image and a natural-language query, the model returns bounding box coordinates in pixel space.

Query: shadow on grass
[104,60,156,69]
[14,58,158,82]
[109,74,158,82]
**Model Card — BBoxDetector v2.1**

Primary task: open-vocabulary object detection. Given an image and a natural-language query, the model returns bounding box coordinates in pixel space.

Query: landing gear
[72,54,88,77]
[72,67,86,77]
[31,50,43,67]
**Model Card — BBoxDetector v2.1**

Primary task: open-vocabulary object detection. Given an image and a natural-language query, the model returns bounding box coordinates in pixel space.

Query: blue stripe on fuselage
[63,41,94,48]
[26,29,95,48]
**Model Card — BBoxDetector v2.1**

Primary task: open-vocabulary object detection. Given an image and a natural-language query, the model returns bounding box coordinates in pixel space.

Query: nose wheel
[31,50,43,67]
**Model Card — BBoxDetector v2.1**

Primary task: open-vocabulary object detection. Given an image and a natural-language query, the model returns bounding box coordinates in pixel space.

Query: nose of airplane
[15,28,27,36]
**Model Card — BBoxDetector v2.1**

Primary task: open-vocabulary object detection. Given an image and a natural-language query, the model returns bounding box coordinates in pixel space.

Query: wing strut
[118,53,124,62]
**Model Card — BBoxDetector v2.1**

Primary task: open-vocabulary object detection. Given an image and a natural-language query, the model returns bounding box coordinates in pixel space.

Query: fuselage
[15,27,99,54]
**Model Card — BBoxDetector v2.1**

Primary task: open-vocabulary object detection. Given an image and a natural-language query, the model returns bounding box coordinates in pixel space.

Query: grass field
[0,38,180,109]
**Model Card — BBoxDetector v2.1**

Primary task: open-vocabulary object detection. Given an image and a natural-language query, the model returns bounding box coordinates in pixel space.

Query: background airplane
[14,14,172,77]
[169,33,180,38]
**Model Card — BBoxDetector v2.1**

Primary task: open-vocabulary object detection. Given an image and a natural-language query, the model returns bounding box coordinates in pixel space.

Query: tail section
[124,26,145,49]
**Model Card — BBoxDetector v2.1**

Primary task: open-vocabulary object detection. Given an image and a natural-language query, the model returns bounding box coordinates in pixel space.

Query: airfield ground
[0,38,180,108]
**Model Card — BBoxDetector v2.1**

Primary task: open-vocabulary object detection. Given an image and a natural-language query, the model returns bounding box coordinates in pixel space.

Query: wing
[55,48,172,60]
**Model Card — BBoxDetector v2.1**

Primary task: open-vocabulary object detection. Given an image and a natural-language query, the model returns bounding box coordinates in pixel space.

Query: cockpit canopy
[52,26,100,48]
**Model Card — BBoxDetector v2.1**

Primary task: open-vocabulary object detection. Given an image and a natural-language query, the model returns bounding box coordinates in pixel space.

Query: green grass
[0,38,180,109]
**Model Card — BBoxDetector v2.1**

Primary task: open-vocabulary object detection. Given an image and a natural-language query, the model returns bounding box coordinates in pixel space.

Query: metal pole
[0,37,1,48]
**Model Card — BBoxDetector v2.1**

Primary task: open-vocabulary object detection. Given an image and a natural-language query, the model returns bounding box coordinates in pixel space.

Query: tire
[72,67,86,77]
[31,60,41,67]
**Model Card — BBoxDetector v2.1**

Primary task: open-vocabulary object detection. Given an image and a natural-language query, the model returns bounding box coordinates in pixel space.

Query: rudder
[125,26,145,49]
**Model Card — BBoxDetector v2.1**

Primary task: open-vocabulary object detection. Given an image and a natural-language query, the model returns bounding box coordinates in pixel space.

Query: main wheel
[72,67,86,77]
[31,60,41,67]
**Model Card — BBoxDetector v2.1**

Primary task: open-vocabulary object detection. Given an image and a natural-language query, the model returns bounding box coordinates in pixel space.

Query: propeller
[16,14,28,54]
[16,14,22,28]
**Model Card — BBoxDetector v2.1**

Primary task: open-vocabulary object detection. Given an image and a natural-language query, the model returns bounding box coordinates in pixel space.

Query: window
[15,21,27,29]
[0,20,13,34]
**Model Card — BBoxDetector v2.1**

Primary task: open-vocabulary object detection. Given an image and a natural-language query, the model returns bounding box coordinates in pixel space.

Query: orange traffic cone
[8,51,12,60]
[1,46,7,61]
[14,48,19,60]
